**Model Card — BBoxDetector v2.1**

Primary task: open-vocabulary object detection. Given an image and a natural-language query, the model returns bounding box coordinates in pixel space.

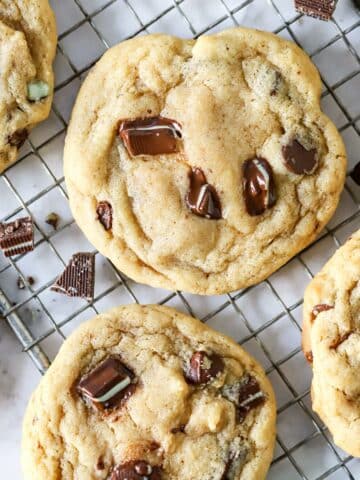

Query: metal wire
[0,1,359,478]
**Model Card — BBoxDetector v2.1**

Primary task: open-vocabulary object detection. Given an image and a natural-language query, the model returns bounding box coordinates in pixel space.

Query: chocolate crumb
[17,276,35,290]
[45,212,60,230]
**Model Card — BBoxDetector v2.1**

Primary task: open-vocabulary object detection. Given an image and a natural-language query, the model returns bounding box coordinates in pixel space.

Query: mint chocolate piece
[282,139,318,175]
[78,357,136,410]
[0,216,34,257]
[186,168,222,219]
[96,201,112,231]
[185,351,224,384]
[111,460,162,480]
[295,0,336,20]
[242,157,276,216]
[119,116,182,156]
[51,252,95,301]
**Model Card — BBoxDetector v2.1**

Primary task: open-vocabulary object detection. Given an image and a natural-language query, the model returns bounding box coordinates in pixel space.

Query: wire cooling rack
[0,0,360,478]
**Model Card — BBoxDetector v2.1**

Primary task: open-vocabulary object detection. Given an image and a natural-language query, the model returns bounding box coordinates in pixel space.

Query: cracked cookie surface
[0,0,56,173]
[22,304,276,480]
[64,28,346,295]
[303,230,360,456]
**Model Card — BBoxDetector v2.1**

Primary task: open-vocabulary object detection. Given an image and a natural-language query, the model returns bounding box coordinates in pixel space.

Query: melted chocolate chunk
[350,162,360,185]
[282,139,318,175]
[185,351,224,385]
[310,303,334,323]
[0,216,34,257]
[51,252,95,301]
[305,351,314,363]
[78,357,136,410]
[242,157,276,216]
[186,168,222,219]
[96,201,113,231]
[295,0,336,21]
[119,116,182,156]
[8,129,28,148]
[222,375,265,422]
[111,461,162,480]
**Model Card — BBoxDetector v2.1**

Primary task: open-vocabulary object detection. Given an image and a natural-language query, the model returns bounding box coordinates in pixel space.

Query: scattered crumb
[45,212,60,230]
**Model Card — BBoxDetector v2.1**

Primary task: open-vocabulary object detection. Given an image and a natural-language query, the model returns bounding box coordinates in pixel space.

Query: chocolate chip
[0,216,34,257]
[295,0,336,21]
[119,116,182,156]
[96,457,105,470]
[305,351,313,363]
[222,375,265,422]
[185,351,224,385]
[186,168,222,219]
[242,157,276,216]
[51,252,95,301]
[45,212,60,230]
[111,461,162,480]
[8,129,28,148]
[78,357,136,410]
[282,139,318,175]
[310,303,334,323]
[350,162,360,185]
[171,424,186,434]
[96,201,113,231]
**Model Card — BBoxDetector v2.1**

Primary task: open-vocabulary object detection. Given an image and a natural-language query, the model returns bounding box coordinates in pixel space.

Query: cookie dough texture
[22,304,276,480]
[0,0,56,172]
[303,231,360,457]
[64,28,346,295]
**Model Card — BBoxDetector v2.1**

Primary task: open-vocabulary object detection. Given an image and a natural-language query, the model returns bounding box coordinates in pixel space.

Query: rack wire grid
[0,0,359,478]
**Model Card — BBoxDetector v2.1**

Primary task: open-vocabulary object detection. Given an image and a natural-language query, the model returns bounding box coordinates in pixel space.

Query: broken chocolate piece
[96,201,113,231]
[8,129,28,148]
[185,351,224,385]
[242,157,276,216]
[222,375,265,422]
[350,162,360,185]
[282,139,318,175]
[78,357,136,410]
[0,216,34,257]
[111,461,162,480]
[119,116,182,156]
[45,212,60,230]
[51,252,95,301]
[295,0,336,21]
[221,446,248,480]
[186,168,222,219]
[310,303,334,323]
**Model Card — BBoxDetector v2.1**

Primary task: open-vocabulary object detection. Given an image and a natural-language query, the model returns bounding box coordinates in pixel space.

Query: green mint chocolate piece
[27,80,50,101]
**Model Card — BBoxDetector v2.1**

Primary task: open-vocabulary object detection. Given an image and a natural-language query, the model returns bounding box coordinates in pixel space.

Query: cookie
[64,28,346,295]
[0,0,57,173]
[22,304,276,479]
[303,231,360,456]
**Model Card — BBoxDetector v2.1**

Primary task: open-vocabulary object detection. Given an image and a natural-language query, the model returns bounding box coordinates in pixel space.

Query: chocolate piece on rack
[0,216,34,257]
[186,168,222,219]
[185,351,224,384]
[8,129,28,148]
[111,460,162,480]
[78,357,136,410]
[96,201,113,230]
[51,252,95,301]
[119,116,182,156]
[350,162,360,185]
[282,139,318,175]
[295,0,336,20]
[310,303,334,323]
[242,157,276,216]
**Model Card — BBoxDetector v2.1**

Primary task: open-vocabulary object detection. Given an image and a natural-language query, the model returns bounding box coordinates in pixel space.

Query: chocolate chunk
[17,276,35,290]
[78,357,136,410]
[96,201,113,231]
[111,461,162,480]
[350,162,360,185]
[270,71,285,97]
[8,129,28,148]
[282,139,318,175]
[119,116,182,156]
[222,375,265,422]
[51,252,95,301]
[221,446,248,480]
[171,424,186,434]
[310,303,334,323]
[45,212,60,230]
[330,331,352,350]
[185,351,224,385]
[186,168,222,219]
[242,157,276,216]
[0,216,34,257]
[305,351,313,363]
[295,0,336,20]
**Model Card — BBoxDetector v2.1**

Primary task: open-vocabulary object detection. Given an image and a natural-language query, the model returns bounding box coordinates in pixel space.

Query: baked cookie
[303,230,360,456]
[0,0,57,173]
[22,304,276,480]
[64,28,346,295]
